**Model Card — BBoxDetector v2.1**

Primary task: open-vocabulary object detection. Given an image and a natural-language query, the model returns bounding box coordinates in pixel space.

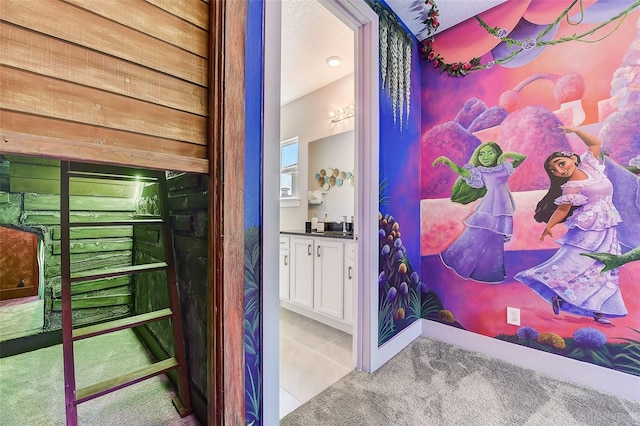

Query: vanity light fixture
[326,56,342,67]
[329,105,355,123]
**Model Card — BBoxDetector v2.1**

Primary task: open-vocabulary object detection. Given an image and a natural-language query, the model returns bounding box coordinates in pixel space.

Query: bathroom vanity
[279,231,355,333]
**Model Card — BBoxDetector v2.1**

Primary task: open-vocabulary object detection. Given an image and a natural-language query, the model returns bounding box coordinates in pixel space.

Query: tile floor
[279,307,354,419]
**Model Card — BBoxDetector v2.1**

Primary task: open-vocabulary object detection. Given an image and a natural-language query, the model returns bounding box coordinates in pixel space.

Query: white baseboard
[371,320,422,371]
[422,319,640,403]
[281,301,353,334]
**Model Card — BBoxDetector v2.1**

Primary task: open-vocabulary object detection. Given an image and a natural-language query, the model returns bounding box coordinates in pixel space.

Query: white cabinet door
[343,241,355,325]
[290,237,314,309]
[314,240,344,319]
[279,236,290,300]
[279,250,290,300]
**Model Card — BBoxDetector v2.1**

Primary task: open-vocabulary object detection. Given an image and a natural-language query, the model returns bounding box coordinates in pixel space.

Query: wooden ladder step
[70,219,163,227]
[73,308,173,341]
[75,357,179,405]
[68,163,164,180]
[70,262,168,283]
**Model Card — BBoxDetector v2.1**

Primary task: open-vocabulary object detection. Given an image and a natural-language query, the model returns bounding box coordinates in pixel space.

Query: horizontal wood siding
[8,157,137,197]
[0,0,209,173]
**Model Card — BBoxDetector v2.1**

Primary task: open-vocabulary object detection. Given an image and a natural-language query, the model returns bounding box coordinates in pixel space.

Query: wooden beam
[1,111,207,159]
[0,67,206,144]
[1,130,209,174]
[208,0,246,424]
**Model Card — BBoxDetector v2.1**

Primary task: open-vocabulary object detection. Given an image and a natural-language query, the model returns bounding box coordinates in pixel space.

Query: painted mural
[420,1,640,375]
[245,0,263,424]
[369,0,427,345]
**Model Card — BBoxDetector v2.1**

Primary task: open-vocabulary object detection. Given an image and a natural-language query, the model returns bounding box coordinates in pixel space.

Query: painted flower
[378,271,386,288]
[399,281,408,296]
[410,271,420,285]
[537,332,566,349]
[398,262,407,274]
[381,244,390,256]
[437,310,455,323]
[522,38,537,50]
[394,238,403,249]
[462,62,472,71]
[417,281,429,293]
[573,327,607,349]
[516,326,539,340]
[379,228,386,238]
[385,287,398,303]
[395,307,405,320]
[496,28,508,38]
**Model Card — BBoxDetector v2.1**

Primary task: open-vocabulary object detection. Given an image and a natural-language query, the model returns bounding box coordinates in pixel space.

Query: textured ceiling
[280,0,354,106]
[280,0,505,105]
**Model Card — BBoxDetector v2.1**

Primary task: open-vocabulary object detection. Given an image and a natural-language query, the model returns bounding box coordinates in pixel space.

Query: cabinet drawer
[279,236,290,250]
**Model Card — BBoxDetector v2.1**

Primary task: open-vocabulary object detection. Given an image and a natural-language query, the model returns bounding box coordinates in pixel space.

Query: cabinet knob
[284,255,288,266]
[317,245,321,257]
[308,244,312,256]
[348,266,352,280]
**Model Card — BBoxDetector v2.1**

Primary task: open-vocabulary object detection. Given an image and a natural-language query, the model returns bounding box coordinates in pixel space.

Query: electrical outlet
[506,307,521,326]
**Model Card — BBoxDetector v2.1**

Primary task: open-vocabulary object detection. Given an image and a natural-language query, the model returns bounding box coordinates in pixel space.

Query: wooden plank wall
[6,155,137,328]
[135,173,208,392]
[0,0,209,173]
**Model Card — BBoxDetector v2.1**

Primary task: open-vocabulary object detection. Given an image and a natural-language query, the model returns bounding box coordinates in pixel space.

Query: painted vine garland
[419,0,640,77]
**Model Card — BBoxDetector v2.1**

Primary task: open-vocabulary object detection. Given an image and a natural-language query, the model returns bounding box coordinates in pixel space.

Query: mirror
[307,130,355,221]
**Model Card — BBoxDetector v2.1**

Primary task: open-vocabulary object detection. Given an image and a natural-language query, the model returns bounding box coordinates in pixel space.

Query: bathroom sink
[320,230,353,237]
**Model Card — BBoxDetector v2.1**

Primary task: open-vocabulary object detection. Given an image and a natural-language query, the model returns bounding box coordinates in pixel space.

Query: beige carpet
[281,336,640,425]
[0,328,200,426]
[0,296,44,341]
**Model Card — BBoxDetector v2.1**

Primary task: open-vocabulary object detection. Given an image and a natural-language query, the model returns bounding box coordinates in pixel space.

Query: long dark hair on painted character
[534,151,581,223]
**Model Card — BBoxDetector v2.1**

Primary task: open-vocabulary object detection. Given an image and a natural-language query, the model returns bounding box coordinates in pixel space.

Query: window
[280,137,298,199]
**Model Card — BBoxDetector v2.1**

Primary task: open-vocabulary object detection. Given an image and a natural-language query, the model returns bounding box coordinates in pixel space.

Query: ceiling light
[326,56,342,67]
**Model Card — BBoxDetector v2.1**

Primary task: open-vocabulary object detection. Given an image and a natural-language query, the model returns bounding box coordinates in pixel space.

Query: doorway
[264,0,380,423]
[278,0,356,418]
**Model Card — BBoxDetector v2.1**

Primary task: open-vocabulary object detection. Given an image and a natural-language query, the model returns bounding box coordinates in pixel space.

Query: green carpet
[0,328,200,425]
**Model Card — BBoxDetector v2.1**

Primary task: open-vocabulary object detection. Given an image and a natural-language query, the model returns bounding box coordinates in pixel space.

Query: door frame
[262,1,384,424]
[207,0,247,423]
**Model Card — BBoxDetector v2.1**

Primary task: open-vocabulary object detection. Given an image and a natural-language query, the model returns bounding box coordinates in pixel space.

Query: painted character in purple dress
[432,142,526,283]
[515,126,627,324]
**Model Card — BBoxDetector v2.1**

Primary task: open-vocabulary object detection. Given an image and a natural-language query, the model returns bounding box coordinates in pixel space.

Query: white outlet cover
[506,307,521,326]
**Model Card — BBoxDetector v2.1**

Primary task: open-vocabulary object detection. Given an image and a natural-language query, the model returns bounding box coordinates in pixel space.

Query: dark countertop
[280,230,355,240]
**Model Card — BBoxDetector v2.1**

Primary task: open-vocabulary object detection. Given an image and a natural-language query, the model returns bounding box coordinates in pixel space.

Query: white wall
[280,74,355,230]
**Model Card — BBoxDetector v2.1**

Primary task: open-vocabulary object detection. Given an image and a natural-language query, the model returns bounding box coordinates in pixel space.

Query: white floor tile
[279,350,351,404]
[282,317,345,351]
[315,333,353,369]
[280,334,309,367]
[279,307,353,411]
